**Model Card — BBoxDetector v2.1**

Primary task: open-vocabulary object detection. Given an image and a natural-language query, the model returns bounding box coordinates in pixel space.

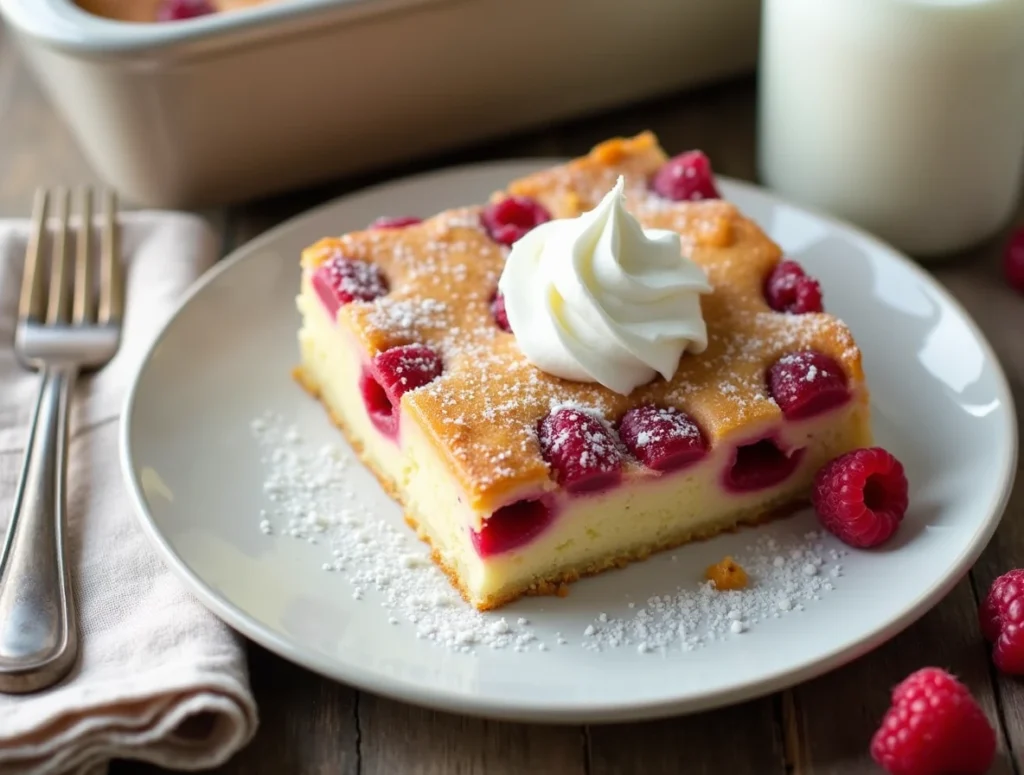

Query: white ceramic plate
[122,161,1018,723]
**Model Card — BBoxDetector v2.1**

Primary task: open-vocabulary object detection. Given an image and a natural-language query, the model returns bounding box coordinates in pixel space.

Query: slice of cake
[295,132,872,610]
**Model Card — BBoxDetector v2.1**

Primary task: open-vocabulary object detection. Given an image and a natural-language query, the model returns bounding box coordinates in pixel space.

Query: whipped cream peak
[498,176,712,396]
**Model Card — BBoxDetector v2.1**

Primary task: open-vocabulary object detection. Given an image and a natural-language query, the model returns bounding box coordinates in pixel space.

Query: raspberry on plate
[812,447,908,548]
[1005,228,1024,295]
[980,569,1024,674]
[870,667,996,775]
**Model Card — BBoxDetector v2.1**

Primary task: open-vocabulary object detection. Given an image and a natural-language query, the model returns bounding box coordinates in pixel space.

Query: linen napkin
[0,212,258,774]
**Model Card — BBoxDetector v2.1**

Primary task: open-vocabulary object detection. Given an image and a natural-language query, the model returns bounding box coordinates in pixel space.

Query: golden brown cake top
[300,133,865,514]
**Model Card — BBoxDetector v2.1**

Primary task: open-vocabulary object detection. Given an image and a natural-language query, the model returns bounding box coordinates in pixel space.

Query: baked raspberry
[812,447,908,548]
[618,405,707,472]
[538,407,623,494]
[311,255,388,317]
[764,259,825,314]
[870,667,995,775]
[369,216,422,230]
[471,499,554,557]
[480,197,551,246]
[157,0,214,20]
[768,350,849,419]
[491,292,511,333]
[980,569,1024,674]
[724,437,804,493]
[1004,228,1024,295]
[650,150,721,202]
[362,344,443,436]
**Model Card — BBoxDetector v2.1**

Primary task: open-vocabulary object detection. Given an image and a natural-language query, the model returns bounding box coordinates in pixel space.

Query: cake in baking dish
[294,132,872,610]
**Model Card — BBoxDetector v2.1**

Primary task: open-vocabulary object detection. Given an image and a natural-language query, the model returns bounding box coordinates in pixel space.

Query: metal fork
[0,188,122,693]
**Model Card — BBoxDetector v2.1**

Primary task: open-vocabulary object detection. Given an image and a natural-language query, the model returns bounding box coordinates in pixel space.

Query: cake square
[295,132,872,610]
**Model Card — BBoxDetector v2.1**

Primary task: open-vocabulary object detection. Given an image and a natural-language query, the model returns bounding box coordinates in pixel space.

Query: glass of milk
[758,0,1024,259]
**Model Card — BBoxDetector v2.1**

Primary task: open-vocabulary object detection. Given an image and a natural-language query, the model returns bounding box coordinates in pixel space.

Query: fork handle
[0,365,79,693]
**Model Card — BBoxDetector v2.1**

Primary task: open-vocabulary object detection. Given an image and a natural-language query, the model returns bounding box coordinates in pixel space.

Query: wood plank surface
[935,241,1024,774]
[3,19,1023,774]
[358,696,586,775]
[587,700,784,775]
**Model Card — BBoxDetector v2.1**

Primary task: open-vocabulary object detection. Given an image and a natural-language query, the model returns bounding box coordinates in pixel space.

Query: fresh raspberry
[157,0,214,20]
[538,407,623,494]
[369,216,422,230]
[812,447,908,548]
[470,499,553,557]
[618,405,707,472]
[650,150,721,202]
[361,344,443,436]
[767,350,849,420]
[480,197,551,246]
[1004,228,1024,295]
[980,569,1024,674]
[764,259,825,314]
[870,667,995,775]
[311,255,388,317]
[491,292,511,333]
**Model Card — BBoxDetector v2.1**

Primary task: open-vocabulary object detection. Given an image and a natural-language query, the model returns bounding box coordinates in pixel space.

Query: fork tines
[18,187,122,327]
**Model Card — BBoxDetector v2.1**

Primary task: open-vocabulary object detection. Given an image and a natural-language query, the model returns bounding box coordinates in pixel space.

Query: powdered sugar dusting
[580,531,845,653]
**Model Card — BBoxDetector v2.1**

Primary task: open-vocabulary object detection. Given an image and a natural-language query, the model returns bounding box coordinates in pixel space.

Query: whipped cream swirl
[498,176,712,395]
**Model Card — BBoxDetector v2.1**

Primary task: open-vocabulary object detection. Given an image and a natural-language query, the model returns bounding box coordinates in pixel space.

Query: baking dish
[0,0,760,208]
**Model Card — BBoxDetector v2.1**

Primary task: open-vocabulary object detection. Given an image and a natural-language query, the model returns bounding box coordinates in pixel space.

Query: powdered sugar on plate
[252,411,546,653]
[251,411,844,656]
[580,532,846,654]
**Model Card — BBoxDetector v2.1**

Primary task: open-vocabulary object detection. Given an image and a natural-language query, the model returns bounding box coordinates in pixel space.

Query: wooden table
[2,21,1022,775]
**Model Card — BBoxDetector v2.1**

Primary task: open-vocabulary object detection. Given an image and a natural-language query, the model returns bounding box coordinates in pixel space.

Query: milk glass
[758,0,1024,259]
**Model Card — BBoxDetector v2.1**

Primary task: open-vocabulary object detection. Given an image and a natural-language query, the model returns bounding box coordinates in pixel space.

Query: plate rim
[120,161,1020,723]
